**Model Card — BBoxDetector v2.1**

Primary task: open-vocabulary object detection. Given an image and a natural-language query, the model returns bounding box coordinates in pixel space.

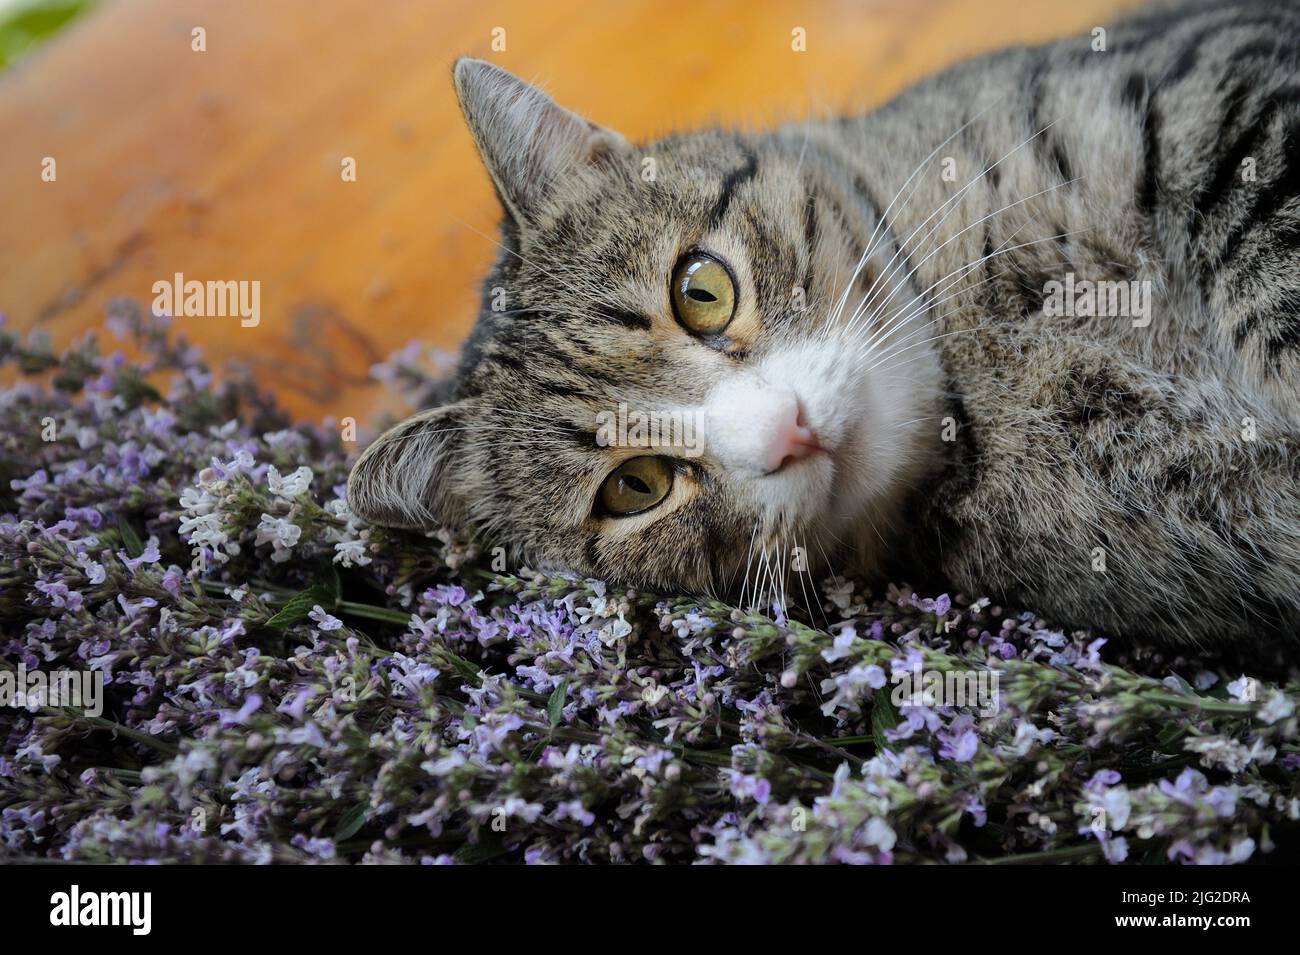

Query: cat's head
[348,58,943,597]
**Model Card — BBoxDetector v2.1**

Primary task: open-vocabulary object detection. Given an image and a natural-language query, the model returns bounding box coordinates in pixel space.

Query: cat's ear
[453,57,628,222]
[347,403,470,530]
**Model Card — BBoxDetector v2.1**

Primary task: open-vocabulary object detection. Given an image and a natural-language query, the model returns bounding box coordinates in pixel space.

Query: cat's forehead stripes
[708,145,760,228]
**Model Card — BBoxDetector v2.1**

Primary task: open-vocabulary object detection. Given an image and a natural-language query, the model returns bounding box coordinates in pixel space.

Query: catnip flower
[267,465,313,500]
[254,514,302,562]
[0,304,1296,866]
[308,605,343,631]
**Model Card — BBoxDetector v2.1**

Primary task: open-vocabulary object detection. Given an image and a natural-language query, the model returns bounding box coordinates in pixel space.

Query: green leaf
[0,0,92,72]
[118,519,145,558]
[111,367,164,407]
[334,799,370,841]
[437,649,483,684]
[1162,673,1194,696]
[547,678,569,729]
[454,833,509,864]
[318,557,341,602]
[267,584,337,628]
[1155,721,1188,751]
[871,691,899,753]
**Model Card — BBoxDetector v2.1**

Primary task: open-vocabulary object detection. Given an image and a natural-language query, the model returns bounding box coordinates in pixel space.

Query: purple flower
[937,716,979,762]
[118,544,162,572]
[219,694,263,728]
[64,506,103,528]
[1086,769,1123,791]
[308,605,343,631]
[1,310,1293,867]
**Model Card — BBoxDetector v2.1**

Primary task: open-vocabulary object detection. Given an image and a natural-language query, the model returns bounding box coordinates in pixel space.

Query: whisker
[847,179,1083,344]
[850,263,1017,363]
[737,521,760,610]
[825,97,1005,331]
[852,233,1085,368]
[842,124,1065,338]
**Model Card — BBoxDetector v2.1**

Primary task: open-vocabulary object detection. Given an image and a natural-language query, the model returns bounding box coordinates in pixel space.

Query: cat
[349,0,1300,648]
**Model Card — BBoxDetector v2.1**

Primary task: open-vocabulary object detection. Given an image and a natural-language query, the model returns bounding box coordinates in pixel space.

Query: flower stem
[337,600,411,625]
[59,711,179,756]
[980,843,1103,865]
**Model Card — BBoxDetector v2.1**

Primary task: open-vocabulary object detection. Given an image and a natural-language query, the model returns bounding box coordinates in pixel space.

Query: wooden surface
[0,0,1146,424]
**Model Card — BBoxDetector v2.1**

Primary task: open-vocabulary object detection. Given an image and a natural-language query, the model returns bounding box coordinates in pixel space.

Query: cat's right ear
[453,57,628,223]
[347,403,470,530]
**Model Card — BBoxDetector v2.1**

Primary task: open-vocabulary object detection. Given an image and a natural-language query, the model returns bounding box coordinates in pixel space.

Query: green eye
[671,253,736,335]
[599,456,674,515]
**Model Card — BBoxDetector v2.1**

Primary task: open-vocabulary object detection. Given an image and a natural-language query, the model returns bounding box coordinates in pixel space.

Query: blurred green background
[0,0,93,71]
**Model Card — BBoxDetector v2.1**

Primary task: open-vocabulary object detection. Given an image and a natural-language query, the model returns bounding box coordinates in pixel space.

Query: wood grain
[0,0,1146,424]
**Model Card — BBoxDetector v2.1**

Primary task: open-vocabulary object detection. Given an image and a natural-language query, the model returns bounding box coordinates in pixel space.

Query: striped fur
[351,0,1300,648]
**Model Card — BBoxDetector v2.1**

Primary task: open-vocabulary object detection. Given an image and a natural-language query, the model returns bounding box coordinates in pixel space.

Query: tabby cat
[349,0,1300,647]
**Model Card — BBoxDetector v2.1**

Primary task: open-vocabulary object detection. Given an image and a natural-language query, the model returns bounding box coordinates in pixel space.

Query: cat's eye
[671,253,736,335]
[598,456,674,515]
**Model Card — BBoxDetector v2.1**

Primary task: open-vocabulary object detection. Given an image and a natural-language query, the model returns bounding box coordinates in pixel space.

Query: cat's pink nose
[766,404,825,473]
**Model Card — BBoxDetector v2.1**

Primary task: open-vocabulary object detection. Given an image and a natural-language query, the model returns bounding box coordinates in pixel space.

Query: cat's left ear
[453,57,629,223]
[347,403,472,530]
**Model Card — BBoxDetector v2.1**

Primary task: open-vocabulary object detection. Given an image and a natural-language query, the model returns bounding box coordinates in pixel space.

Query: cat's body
[351,0,1300,648]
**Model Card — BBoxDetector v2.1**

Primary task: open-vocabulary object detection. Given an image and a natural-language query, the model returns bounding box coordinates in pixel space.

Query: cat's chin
[809,347,944,576]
